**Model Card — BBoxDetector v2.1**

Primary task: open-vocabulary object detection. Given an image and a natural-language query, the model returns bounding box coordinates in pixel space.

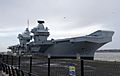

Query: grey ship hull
[44,41,104,59]
[28,30,114,60]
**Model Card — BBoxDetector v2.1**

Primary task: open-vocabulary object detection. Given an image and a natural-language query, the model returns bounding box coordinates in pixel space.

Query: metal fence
[1,54,120,76]
[0,55,84,76]
[1,55,38,76]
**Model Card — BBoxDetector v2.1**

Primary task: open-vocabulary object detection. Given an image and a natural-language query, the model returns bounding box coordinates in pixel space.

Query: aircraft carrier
[8,20,114,60]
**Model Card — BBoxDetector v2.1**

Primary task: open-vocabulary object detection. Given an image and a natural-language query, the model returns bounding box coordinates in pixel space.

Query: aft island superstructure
[8,20,114,60]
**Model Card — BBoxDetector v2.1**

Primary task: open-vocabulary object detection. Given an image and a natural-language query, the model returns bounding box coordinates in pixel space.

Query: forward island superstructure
[8,20,114,60]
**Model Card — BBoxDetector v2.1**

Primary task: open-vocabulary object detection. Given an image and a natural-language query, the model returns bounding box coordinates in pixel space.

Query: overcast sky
[0,0,120,52]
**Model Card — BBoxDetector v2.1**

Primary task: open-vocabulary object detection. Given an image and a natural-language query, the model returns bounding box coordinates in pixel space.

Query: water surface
[94,52,120,61]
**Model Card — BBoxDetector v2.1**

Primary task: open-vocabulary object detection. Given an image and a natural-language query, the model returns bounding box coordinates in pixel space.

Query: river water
[94,52,120,61]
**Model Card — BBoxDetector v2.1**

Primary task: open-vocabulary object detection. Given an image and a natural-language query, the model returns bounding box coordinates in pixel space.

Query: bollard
[69,64,76,76]
[81,59,84,76]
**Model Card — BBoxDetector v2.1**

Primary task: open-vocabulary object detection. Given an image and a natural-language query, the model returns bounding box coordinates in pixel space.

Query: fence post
[2,55,4,62]
[48,55,51,76]
[81,59,84,76]
[2,63,5,72]
[18,55,21,69]
[21,70,24,76]
[8,66,12,76]
[6,55,8,64]
[16,56,21,76]
[29,56,32,76]
[11,66,16,76]
[5,64,8,74]
[11,55,13,66]
[15,68,20,76]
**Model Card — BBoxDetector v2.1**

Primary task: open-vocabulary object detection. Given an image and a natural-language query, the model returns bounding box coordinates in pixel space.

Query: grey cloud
[0,0,120,51]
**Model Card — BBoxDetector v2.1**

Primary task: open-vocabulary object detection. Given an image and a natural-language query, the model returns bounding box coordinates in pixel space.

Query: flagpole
[27,19,29,30]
